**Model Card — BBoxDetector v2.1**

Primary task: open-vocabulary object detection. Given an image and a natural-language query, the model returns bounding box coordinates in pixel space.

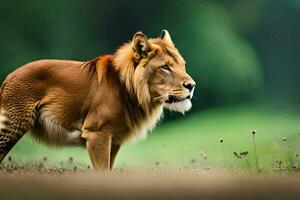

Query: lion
[0,30,195,171]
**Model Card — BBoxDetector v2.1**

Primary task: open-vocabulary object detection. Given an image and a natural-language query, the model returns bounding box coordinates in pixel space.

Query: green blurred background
[0,0,299,168]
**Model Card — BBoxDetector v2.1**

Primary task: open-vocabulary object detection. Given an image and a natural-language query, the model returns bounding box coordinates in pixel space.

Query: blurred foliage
[0,0,299,111]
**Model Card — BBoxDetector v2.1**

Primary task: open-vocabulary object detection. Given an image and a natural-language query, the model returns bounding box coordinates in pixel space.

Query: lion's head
[113,30,196,114]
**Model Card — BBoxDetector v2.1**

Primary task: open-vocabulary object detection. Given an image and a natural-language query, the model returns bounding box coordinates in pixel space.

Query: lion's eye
[161,64,170,70]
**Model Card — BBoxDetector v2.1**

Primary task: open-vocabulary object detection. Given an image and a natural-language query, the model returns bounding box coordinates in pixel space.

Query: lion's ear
[159,29,173,44]
[132,32,150,58]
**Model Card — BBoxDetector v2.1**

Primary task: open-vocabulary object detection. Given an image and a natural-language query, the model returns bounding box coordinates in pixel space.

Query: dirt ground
[0,170,300,200]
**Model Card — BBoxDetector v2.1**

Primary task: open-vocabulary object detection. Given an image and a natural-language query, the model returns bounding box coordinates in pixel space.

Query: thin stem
[243,156,252,172]
[221,143,226,166]
[252,134,260,173]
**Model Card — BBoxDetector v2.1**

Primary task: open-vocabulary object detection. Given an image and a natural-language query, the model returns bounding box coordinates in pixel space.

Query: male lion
[0,30,195,171]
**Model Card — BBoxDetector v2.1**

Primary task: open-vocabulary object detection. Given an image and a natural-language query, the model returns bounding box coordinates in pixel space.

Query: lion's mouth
[164,95,192,113]
[165,95,191,104]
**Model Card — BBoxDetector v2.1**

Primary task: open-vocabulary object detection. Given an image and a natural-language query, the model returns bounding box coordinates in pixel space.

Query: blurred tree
[251,0,300,106]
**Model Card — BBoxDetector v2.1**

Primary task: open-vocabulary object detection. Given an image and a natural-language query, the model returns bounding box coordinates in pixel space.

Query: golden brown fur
[0,30,195,170]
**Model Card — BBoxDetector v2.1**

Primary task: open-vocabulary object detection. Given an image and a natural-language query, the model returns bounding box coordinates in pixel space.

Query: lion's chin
[164,99,192,114]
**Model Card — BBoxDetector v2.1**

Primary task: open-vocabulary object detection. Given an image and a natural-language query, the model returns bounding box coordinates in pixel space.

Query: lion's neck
[121,84,163,143]
[118,72,160,124]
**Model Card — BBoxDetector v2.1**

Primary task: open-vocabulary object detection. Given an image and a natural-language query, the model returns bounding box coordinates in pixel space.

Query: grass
[5,103,300,172]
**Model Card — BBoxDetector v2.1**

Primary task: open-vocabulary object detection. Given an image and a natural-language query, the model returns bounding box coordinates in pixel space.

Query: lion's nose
[183,82,195,92]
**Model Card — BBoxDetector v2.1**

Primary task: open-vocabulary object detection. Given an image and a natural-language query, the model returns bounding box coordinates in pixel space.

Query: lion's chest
[125,106,163,143]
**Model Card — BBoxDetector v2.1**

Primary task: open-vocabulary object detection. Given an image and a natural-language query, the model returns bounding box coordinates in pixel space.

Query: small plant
[190,159,196,164]
[279,136,299,173]
[251,129,260,173]
[240,151,252,171]
[233,151,241,159]
[219,138,226,165]
[233,151,252,171]
[199,151,208,160]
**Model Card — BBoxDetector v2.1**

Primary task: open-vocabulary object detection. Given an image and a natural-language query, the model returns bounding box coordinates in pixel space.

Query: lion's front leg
[82,130,112,171]
[110,144,120,170]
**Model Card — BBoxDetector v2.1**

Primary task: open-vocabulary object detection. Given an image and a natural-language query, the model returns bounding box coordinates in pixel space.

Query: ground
[1,171,300,200]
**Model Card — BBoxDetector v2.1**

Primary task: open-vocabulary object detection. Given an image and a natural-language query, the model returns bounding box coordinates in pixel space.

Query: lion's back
[0,60,84,109]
